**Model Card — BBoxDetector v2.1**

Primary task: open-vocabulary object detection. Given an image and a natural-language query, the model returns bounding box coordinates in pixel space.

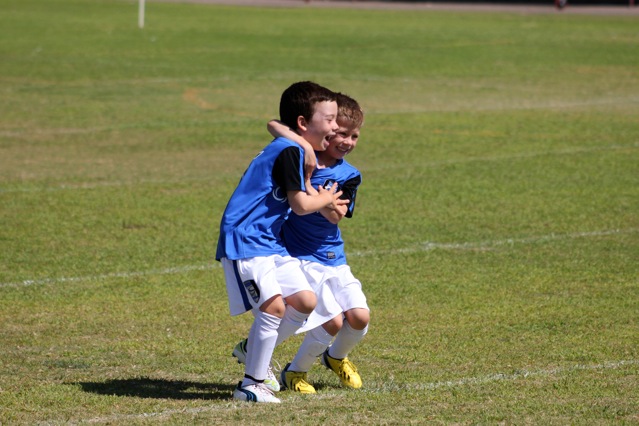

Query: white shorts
[296,260,369,333]
[221,255,312,316]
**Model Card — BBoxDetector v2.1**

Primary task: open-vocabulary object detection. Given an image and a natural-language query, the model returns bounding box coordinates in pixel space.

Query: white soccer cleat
[232,339,249,363]
[233,382,281,404]
[232,338,281,392]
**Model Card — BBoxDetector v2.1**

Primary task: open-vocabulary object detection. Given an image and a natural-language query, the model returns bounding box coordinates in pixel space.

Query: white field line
[0,264,216,289]
[59,359,639,425]
[350,228,639,257]
[2,228,637,290]
[374,359,639,393]
[2,142,637,194]
[0,176,216,194]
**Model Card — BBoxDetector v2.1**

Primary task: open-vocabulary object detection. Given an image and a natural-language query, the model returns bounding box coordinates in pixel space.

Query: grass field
[1,0,638,423]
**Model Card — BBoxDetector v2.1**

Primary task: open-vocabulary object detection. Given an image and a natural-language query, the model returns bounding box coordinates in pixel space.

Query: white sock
[289,325,334,372]
[243,310,280,387]
[274,305,309,347]
[328,322,368,360]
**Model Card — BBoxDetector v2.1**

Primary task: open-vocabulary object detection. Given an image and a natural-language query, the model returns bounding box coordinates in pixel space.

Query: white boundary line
[0,176,215,194]
[64,359,639,424]
[0,264,216,289]
[377,359,639,393]
[2,228,636,289]
[351,228,639,257]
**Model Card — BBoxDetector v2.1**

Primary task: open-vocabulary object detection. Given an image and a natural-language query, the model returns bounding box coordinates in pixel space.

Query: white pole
[138,0,145,29]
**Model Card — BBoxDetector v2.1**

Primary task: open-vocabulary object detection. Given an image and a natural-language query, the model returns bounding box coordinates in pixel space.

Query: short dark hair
[279,81,337,129]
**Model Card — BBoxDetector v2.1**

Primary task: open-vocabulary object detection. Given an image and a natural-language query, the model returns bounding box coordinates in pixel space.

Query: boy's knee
[285,290,316,315]
[322,315,343,336]
[345,308,370,331]
[260,295,286,318]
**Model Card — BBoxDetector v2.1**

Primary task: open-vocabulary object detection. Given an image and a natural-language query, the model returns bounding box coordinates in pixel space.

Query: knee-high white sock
[243,310,280,386]
[328,322,368,360]
[289,325,334,372]
[274,305,309,347]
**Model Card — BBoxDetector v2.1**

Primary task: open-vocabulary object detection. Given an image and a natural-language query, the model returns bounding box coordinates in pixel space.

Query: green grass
[1,0,638,423]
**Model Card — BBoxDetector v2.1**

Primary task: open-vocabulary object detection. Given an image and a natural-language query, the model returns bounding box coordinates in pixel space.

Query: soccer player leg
[328,266,370,358]
[242,297,282,388]
[321,266,369,389]
[274,255,316,347]
[234,298,283,403]
[321,317,367,390]
[282,322,337,394]
[291,316,341,373]
[232,257,285,399]
[330,310,369,358]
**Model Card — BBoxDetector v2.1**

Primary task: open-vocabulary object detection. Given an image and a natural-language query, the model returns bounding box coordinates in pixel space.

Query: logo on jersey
[322,179,341,192]
[272,186,287,202]
[243,279,260,303]
[327,252,336,259]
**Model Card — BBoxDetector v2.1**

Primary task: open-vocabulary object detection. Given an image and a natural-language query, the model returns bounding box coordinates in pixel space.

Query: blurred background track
[152,0,639,15]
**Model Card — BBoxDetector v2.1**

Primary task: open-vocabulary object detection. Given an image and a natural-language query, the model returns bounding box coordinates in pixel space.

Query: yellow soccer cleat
[320,350,362,389]
[280,363,316,394]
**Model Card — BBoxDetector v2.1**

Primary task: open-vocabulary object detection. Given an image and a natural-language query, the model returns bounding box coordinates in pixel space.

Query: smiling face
[298,100,339,151]
[317,120,360,166]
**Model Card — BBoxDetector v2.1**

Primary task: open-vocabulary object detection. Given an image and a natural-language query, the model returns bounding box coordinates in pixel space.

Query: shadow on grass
[77,378,236,400]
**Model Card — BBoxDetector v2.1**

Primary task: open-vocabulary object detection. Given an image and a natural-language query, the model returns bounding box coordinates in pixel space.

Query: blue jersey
[282,158,361,266]
[216,137,306,261]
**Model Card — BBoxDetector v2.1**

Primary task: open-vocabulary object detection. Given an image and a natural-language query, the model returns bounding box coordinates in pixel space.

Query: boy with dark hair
[216,81,348,404]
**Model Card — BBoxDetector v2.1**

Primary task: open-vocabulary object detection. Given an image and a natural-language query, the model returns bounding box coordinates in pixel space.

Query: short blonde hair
[336,93,364,129]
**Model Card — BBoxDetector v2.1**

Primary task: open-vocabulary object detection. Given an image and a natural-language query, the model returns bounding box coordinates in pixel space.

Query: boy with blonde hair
[275,92,369,393]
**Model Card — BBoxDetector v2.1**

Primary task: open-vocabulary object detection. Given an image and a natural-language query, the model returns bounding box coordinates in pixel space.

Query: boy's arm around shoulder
[267,119,316,180]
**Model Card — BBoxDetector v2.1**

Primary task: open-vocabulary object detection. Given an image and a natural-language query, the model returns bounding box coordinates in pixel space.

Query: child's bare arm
[267,120,316,180]
[287,183,349,216]
[305,179,318,196]
[319,203,349,225]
